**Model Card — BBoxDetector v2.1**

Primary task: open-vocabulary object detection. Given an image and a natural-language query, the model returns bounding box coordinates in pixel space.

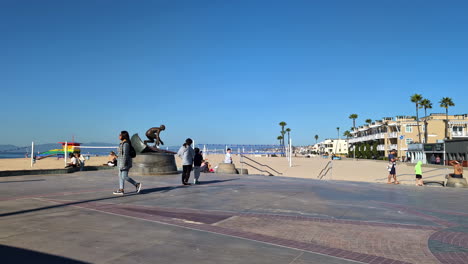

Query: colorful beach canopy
[36,142,81,160]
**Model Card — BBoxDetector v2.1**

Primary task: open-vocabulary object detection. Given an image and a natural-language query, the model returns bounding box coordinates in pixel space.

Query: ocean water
[0,152,29,159]
[0,144,284,159]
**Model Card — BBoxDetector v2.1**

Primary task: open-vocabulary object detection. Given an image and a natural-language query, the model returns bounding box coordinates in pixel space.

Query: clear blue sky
[1,0,467,146]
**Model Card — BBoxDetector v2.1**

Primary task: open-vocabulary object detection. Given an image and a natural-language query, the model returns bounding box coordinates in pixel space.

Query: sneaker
[113,189,124,195]
[136,183,142,194]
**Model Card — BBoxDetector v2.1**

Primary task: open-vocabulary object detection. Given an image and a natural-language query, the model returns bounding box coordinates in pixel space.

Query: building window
[405,125,412,133]
[452,126,463,136]
[405,138,413,145]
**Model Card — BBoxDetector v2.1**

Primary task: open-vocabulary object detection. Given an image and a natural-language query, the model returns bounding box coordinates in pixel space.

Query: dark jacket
[194,153,203,167]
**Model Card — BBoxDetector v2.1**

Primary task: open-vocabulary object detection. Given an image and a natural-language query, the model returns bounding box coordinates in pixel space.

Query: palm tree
[277,136,283,145]
[343,130,351,138]
[314,134,318,144]
[410,94,423,143]
[285,128,291,145]
[420,99,432,143]
[439,97,455,139]
[365,119,372,125]
[349,114,358,129]
[348,114,358,159]
[279,121,287,149]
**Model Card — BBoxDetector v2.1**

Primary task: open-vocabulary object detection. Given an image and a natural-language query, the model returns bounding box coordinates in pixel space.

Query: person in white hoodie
[177,138,195,185]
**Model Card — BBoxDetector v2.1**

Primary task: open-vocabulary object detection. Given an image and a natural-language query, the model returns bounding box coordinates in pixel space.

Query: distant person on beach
[177,138,195,185]
[224,148,232,164]
[65,153,79,168]
[78,153,85,171]
[193,148,203,184]
[200,160,209,173]
[105,151,117,167]
[208,162,214,172]
[113,131,142,195]
[387,149,399,184]
[448,160,464,178]
[414,161,423,186]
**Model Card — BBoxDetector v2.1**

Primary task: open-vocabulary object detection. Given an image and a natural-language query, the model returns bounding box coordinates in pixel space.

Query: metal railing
[239,154,282,176]
[317,161,333,180]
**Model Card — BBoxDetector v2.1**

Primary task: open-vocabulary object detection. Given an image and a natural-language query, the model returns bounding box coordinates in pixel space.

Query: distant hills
[0,142,117,154]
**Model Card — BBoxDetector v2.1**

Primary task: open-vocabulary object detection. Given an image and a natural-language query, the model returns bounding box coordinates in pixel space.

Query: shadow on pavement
[0,245,89,264]
[0,179,240,218]
[0,179,46,184]
[139,179,240,194]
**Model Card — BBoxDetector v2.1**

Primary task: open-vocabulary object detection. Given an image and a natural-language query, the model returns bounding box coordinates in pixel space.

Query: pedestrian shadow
[139,178,240,194]
[0,179,241,218]
[0,192,138,218]
[0,179,46,184]
[196,179,239,185]
[0,244,89,264]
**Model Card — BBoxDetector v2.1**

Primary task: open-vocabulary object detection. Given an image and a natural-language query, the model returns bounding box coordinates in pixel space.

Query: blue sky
[1,0,467,146]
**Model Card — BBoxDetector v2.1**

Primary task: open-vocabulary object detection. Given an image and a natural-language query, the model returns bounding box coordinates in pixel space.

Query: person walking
[177,138,195,185]
[193,148,203,184]
[113,131,142,195]
[414,161,423,186]
[387,149,399,184]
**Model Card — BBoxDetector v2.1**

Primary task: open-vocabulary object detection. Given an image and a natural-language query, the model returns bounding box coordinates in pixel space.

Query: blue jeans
[119,169,137,189]
[80,162,85,171]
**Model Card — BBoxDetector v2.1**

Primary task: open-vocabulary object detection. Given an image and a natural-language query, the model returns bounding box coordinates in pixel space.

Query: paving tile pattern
[4,171,468,264]
[45,199,440,264]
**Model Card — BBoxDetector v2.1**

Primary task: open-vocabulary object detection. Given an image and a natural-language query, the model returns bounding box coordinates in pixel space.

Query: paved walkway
[1,170,467,264]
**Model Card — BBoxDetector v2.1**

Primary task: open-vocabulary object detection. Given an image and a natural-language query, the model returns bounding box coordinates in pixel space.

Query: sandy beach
[0,153,461,186]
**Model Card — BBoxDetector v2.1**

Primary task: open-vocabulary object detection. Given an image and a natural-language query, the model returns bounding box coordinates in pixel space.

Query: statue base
[216,163,238,174]
[446,176,468,188]
[130,153,178,176]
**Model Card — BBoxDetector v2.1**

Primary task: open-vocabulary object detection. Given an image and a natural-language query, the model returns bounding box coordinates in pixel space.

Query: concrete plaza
[1,169,467,264]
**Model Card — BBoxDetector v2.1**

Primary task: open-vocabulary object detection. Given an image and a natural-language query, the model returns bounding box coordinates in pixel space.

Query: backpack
[129,144,137,158]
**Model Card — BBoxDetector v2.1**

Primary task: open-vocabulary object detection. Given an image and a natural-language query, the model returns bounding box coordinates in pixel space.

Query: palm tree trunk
[445,109,449,139]
[416,104,422,143]
[424,108,428,143]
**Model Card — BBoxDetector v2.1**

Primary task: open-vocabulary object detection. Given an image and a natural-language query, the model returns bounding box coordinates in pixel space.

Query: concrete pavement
[1,170,467,264]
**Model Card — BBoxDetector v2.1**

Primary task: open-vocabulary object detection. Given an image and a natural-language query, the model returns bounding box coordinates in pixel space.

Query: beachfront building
[349,114,468,159]
[316,139,348,156]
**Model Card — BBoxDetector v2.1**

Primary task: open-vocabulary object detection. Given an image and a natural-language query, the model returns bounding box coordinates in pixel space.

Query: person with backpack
[113,130,142,195]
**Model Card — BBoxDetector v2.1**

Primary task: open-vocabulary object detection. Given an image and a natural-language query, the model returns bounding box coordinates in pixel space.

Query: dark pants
[182,165,192,183]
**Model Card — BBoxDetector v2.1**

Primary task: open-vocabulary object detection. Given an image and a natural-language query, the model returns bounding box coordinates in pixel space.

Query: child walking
[414,161,423,186]
[193,148,203,184]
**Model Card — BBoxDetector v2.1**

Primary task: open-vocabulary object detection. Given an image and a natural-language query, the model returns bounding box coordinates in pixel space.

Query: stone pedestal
[216,163,238,174]
[236,168,249,175]
[446,176,468,188]
[130,153,177,176]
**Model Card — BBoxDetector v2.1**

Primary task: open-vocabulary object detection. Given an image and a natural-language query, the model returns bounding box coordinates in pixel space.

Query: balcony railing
[452,132,468,137]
